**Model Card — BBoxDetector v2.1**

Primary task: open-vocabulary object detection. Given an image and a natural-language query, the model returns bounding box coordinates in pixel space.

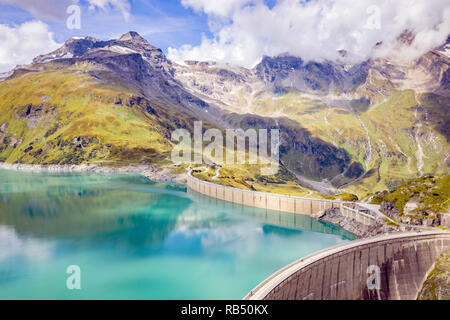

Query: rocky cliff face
[172,60,262,114]
[255,55,369,94]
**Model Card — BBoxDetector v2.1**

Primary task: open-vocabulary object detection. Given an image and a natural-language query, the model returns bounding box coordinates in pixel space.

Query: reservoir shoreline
[0,162,390,238]
[0,162,187,183]
[0,162,417,239]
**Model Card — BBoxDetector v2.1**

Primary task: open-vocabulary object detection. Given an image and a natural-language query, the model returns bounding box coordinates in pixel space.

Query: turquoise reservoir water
[0,169,356,299]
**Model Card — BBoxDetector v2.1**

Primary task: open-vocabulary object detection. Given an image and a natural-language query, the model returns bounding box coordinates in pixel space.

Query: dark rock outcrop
[255,55,369,93]
[313,207,402,238]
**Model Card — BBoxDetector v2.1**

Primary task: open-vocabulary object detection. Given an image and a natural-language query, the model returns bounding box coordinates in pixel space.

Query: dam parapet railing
[245,231,450,300]
[341,203,377,226]
[187,170,377,225]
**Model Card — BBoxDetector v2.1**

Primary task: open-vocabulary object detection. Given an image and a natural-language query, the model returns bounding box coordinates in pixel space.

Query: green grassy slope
[0,69,199,166]
[240,89,449,197]
[371,175,450,215]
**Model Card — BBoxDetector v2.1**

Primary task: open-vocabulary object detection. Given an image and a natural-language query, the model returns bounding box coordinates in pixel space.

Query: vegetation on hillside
[369,175,450,226]
[0,69,198,166]
[241,90,449,197]
[371,175,449,213]
[191,163,324,198]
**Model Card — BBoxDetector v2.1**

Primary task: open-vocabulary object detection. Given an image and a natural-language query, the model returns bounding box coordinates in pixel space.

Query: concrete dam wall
[245,231,450,300]
[187,171,376,225]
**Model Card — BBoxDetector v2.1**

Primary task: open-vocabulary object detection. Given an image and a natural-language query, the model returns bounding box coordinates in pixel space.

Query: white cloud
[0,21,60,73]
[169,0,450,68]
[87,0,131,21]
[0,226,54,263]
[181,0,251,17]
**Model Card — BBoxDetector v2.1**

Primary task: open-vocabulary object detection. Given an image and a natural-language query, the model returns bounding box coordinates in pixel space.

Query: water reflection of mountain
[0,171,189,247]
[0,170,355,256]
[188,190,357,240]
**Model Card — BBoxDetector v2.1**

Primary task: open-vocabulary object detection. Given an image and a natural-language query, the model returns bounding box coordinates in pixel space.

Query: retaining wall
[245,231,450,300]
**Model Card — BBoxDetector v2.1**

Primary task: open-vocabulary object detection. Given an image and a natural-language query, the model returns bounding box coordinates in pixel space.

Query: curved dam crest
[245,231,450,300]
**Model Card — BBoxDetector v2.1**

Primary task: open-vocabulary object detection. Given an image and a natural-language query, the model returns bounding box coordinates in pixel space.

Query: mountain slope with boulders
[369,175,450,227]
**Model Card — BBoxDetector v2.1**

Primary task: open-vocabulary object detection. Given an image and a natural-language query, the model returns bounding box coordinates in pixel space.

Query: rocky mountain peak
[31,31,166,68]
[67,36,99,43]
[33,36,102,64]
[114,31,162,56]
[119,31,149,45]
[254,55,369,93]
[397,30,415,46]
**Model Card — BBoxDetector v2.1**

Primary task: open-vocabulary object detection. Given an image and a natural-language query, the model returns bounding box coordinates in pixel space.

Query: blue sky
[0,0,448,73]
[0,0,211,52]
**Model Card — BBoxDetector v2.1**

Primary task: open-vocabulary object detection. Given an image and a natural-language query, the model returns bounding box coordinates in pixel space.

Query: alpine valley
[0,31,449,199]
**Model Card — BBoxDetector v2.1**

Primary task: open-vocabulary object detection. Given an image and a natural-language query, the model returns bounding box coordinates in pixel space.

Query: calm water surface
[0,169,356,299]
